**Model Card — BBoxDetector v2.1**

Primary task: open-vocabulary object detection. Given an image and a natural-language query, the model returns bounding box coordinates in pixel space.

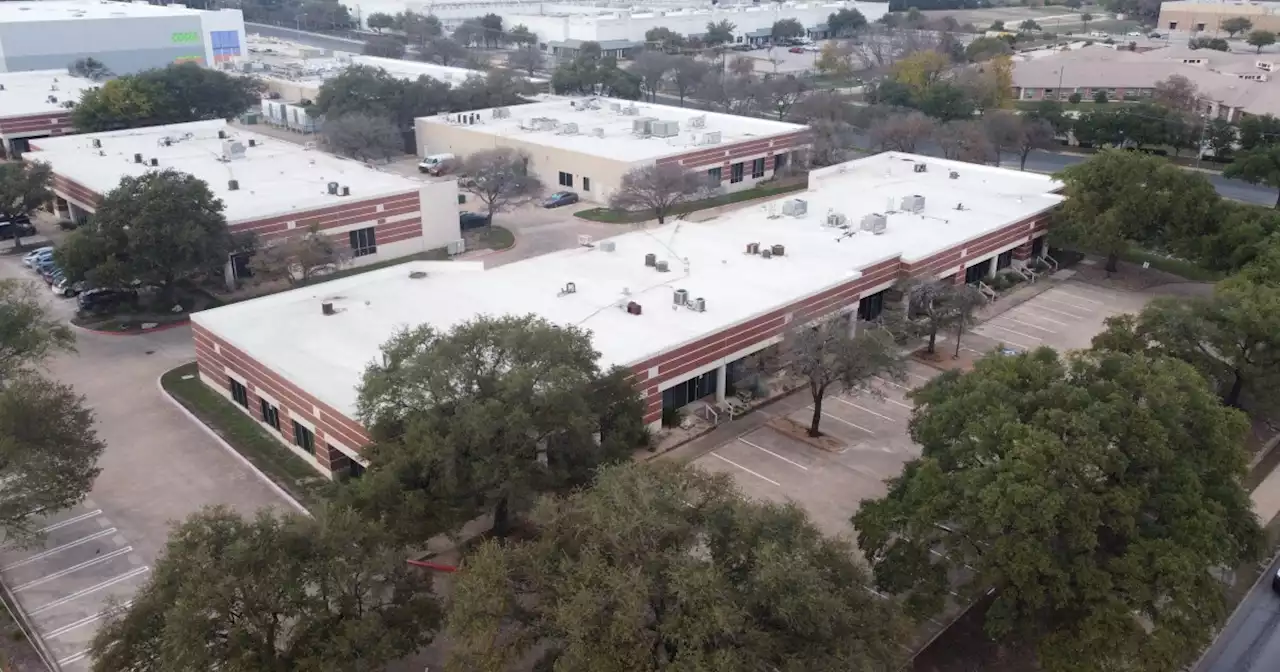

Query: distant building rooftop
[0,0,209,22]
[192,152,1064,417]
[417,96,808,162]
[0,70,97,119]
[29,120,428,223]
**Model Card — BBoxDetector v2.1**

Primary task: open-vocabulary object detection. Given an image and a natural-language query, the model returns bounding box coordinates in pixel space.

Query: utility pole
[1195,111,1209,168]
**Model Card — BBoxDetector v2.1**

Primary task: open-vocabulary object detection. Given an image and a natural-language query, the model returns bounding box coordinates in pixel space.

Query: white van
[418,153,457,175]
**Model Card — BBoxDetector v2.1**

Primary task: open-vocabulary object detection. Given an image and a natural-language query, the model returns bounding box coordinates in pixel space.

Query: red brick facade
[193,209,1051,475]
[229,192,423,244]
[0,112,74,137]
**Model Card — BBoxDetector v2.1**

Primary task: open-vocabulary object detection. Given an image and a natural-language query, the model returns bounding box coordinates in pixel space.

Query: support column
[715,363,727,403]
[1013,241,1033,261]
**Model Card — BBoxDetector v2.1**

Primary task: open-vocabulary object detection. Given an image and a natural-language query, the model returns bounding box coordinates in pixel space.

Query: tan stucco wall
[1158,5,1280,33]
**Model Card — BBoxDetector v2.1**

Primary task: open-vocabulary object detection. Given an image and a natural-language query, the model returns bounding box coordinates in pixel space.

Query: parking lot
[693,278,1155,540]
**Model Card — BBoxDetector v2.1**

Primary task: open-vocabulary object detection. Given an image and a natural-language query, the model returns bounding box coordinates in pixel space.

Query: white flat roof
[30,120,424,222]
[0,0,206,22]
[418,96,806,162]
[0,70,97,120]
[193,152,1063,417]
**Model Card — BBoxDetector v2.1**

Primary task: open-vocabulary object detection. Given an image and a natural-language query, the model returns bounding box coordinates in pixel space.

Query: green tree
[1192,202,1280,273]
[89,505,440,672]
[507,43,543,77]
[853,348,1263,672]
[1189,36,1231,51]
[56,170,230,304]
[72,63,259,132]
[1080,11,1093,30]
[479,12,503,47]
[1019,18,1041,30]
[1226,144,1280,208]
[248,223,350,286]
[1238,113,1280,150]
[771,17,805,41]
[366,11,393,32]
[451,18,484,47]
[1249,29,1277,52]
[446,461,910,671]
[1016,117,1057,170]
[645,26,686,52]
[896,279,987,356]
[776,318,906,437]
[1054,150,1215,271]
[915,82,974,121]
[989,19,1006,31]
[0,280,102,547]
[827,7,868,36]
[67,57,113,81]
[350,315,639,540]
[1093,89,1109,103]
[1221,16,1253,36]
[420,36,467,66]
[1025,99,1068,133]
[704,18,737,47]
[362,35,405,58]
[0,162,52,249]
[395,11,442,47]
[965,35,1013,62]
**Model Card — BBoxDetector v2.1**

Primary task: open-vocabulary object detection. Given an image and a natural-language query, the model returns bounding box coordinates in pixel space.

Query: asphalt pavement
[1197,553,1280,672]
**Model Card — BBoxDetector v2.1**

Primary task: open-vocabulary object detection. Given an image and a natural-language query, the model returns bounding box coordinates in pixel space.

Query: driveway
[0,256,290,670]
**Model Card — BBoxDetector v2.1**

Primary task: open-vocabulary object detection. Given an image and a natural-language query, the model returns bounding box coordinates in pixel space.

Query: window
[857,290,886,322]
[965,260,991,284]
[773,153,788,172]
[558,171,574,187]
[1031,236,1045,258]
[997,250,1013,270]
[751,158,765,179]
[349,227,377,258]
[229,378,248,408]
[582,176,590,192]
[707,167,722,186]
[730,162,744,184]
[293,421,315,455]
[259,399,280,431]
[348,457,365,479]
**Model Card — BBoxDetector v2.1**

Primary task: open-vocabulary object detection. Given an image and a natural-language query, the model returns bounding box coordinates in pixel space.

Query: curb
[154,370,310,517]
[73,317,190,337]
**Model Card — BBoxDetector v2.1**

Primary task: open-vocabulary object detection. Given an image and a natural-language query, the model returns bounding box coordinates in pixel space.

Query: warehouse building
[415,96,812,204]
[191,152,1062,478]
[28,120,463,285]
[0,70,97,157]
[0,0,245,74]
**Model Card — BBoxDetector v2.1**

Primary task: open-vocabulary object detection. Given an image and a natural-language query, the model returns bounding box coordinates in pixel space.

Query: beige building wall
[1158,2,1280,34]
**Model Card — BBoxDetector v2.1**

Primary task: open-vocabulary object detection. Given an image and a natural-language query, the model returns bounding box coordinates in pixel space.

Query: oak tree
[609,163,707,224]
[0,161,52,249]
[457,147,543,225]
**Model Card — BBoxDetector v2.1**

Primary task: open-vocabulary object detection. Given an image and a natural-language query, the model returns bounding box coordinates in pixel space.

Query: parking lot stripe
[833,397,896,421]
[1052,288,1105,304]
[57,651,88,666]
[809,407,875,434]
[29,566,149,615]
[1011,309,1068,326]
[2,528,118,570]
[739,438,809,471]
[979,324,1041,342]
[1025,302,1086,319]
[907,372,931,382]
[14,546,134,592]
[33,510,102,536]
[882,396,913,410]
[995,316,1056,333]
[973,328,1034,350]
[44,601,132,640]
[710,453,781,486]
[1038,295,1094,312]
[874,376,907,390]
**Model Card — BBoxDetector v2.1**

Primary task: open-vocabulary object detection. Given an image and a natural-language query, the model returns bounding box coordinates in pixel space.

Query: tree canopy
[1225,144,1280,208]
[346,315,642,541]
[457,147,543,224]
[89,506,440,672]
[0,162,52,248]
[609,163,707,224]
[72,63,260,132]
[446,461,910,671]
[854,348,1263,672]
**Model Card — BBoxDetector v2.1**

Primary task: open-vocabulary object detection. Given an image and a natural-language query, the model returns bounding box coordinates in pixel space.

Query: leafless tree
[728,54,757,77]
[982,110,1023,167]
[609,164,708,224]
[670,57,711,106]
[507,45,543,78]
[934,120,993,163]
[778,318,906,437]
[698,72,758,116]
[459,148,544,224]
[849,26,942,76]
[629,51,673,102]
[869,111,935,152]
[808,120,861,167]
[249,224,351,286]
[321,112,403,162]
[1016,118,1056,171]
[757,76,807,121]
[1152,74,1200,113]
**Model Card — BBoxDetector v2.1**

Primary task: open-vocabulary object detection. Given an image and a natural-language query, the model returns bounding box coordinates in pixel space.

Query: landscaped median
[160,362,328,511]
[574,180,808,224]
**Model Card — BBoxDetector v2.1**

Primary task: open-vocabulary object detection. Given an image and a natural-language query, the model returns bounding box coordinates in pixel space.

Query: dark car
[459,211,491,230]
[38,262,61,285]
[0,215,36,239]
[543,191,579,208]
[77,287,137,313]
[1273,567,1280,594]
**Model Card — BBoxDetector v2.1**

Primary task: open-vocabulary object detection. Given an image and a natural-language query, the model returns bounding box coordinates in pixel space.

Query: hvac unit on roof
[673,288,689,306]
[688,115,706,129]
[46,95,57,104]
[591,127,605,138]
[861,213,887,234]
[599,240,616,252]
[650,120,679,138]
[622,105,640,116]
[633,117,656,136]
[913,162,927,173]
[699,131,722,145]
[609,102,622,112]
[900,194,926,213]
[781,198,807,217]
[824,210,847,228]
[559,122,579,135]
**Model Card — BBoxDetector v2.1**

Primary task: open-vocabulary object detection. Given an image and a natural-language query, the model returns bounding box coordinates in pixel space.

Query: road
[1197,555,1280,672]
[246,22,365,52]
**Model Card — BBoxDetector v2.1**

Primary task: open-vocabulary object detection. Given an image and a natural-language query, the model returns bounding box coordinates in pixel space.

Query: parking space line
[809,407,875,434]
[882,396,913,410]
[14,546,134,592]
[973,328,1034,350]
[979,324,1041,342]
[874,376,907,390]
[2,528,118,570]
[995,316,1056,333]
[1010,309,1068,326]
[29,567,150,615]
[34,510,102,536]
[1038,295,1094,312]
[833,397,896,421]
[1052,288,1105,304]
[1024,302,1086,319]
[57,651,89,666]
[710,453,781,486]
[907,372,931,382]
[739,438,809,471]
[44,601,131,640]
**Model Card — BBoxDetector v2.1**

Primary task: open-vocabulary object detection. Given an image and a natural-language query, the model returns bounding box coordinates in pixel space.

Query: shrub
[1093,90,1109,103]
[1068,92,1083,103]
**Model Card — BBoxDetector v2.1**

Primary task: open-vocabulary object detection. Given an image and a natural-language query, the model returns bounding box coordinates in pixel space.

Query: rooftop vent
[558,282,577,296]
[577,234,594,247]
[248,138,257,147]
[861,213,887,234]
[824,210,847,228]
[622,105,640,116]
[221,139,246,161]
[781,198,807,217]
[327,182,339,195]
[591,127,605,138]
[688,115,706,129]
[149,158,158,166]
[321,302,335,315]
[761,249,773,259]
[949,171,960,179]
[746,242,760,254]
[92,139,101,149]
[913,162,927,173]
[46,96,57,104]
[650,120,679,138]
[673,288,689,305]
[655,260,670,272]
[559,122,579,135]
[900,194,925,213]
[626,301,642,315]
[599,240,616,252]
[644,253,656,267]
[228,179,239,191]
[771,244,785,256]
[492,107,511,119]
[633,117,656,136]
[698,131,722,145]
[340,185,350,197]
[410,270,428,279]
[133,153,142,164]
[218,129,227,139]
[691,297,706,312]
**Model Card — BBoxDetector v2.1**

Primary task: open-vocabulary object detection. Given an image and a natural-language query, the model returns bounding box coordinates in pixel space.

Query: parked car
[788,46,805,54]
[1126,30,1142,36]
[52,274,84,297]
[0,218,36,240]
[22,246,53,268]
[38,263,61,285]
[418,153,457,176]
[77,287,137,313]
[1273,566,1280,594]
[459,211,491,230]
[731,44,753,52]
[543,191,579,208]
